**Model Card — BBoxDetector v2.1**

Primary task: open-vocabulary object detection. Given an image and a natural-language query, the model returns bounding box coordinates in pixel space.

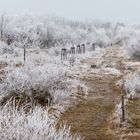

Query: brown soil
[58,74,121,140]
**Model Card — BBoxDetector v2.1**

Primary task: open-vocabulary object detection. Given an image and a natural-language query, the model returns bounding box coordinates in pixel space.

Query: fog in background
[0,0,139,24]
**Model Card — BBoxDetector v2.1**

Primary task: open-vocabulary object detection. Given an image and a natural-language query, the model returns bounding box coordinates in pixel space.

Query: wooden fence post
[121,94,125,122]
[121,80,126,123]
[24,47,26,63]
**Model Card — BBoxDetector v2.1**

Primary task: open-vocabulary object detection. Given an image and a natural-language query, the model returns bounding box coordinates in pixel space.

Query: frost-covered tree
[2,13,111,49]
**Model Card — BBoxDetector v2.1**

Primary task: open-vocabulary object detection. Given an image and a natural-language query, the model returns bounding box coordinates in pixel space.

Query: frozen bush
[0,41,13,54]
[124,72,140,99]
[126,39,140,60]
[13,47,24,57]
[0,102,82,140]
[0,60,68,105]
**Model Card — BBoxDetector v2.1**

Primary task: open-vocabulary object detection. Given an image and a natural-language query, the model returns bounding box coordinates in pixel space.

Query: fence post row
[60,42,96,61]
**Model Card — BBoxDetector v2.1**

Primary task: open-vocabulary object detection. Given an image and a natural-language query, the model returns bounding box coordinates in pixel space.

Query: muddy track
[58,46,124,140]
[59,75,121,140]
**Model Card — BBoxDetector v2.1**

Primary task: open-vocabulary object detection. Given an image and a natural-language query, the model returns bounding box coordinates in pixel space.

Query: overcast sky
[0,0,139,24]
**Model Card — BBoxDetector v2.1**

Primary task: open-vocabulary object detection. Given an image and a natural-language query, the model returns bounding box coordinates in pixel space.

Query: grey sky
[0,0,139,24]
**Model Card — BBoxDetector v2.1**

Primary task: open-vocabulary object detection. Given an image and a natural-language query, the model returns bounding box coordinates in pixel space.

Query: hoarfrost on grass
[0,102,82,140]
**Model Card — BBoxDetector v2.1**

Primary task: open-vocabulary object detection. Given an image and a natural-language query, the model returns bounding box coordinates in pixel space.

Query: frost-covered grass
[0,37,97,106]
[0,43,91,105]
[0,44,90,139]
[0,63,66,103]
[0,46,88,138]
[0,101,82,140]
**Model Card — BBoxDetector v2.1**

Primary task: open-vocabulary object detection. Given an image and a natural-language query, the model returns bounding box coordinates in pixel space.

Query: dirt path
[59,75,121,140]
[58,46,124,140]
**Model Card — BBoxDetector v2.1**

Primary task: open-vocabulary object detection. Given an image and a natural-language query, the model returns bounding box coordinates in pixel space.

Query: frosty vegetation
[0,101,82,140]
[124,72,140,99]
[0,13,109,139]
[1,12,140,139]
[0,13,113,105]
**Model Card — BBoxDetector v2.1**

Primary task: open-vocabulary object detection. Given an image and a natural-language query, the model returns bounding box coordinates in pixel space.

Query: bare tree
[0,13,8,38]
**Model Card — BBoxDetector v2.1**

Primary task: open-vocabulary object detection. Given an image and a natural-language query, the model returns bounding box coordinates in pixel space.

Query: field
[0,14,140,140]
